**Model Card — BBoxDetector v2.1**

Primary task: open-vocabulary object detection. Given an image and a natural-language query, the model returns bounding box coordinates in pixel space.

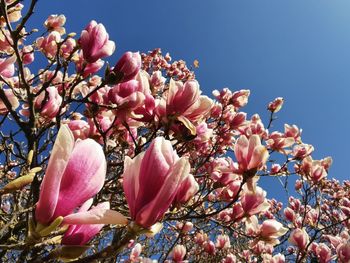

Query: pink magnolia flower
[234,135,269,173]
[288,228,309,251]
[267,97,284,113]
[35,86,62,119]
[113,51,141,82]
[0,89,19,115]
[122,137,190,228]
[22,46,34,65]
[0,55,16,78]
[79,20,115,63]
[166,78,200,116]
[203,240,216,255]
[35,125,106,225]
[130,243,142,262]
[284,124,302,142]
[36,31,61,59]
[231,89,250,108]
[259,219,288,245]
[313,243,332,263]
[241,186,270,217]
[44,14,66,35]
[337,243,350,263]
[75,51,105,77]
[171,244,186,262]
[222,253,237,263]
[215,234,231,249]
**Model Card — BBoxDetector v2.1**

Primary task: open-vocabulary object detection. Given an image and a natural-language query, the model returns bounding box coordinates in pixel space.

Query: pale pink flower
[35,86,62,119]
[171,245,186,262]
[241,186,270,216]
[0,55,16,78]
[122,137,190,228]
[35,125,107,225]
[79,20,115,63]
[288,228,309,250]
[36,31,61,59]
[130,243,142,262]
[267,97,284,113]
[234,135,269,173]
[215,234,231,249]
[44,14,66,35]
[259,219,288,245]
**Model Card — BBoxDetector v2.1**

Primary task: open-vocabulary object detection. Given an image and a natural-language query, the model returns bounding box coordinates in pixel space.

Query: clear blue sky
[30,1,350,187]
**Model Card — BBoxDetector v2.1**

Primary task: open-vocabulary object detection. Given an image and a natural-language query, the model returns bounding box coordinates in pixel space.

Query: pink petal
[36,125,74,224]
[123,154,143,219]
[52,139,106,218]
[136,157,190,228]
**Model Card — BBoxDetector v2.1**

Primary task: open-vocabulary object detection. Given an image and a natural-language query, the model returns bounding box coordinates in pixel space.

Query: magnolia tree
[0,1,349,262]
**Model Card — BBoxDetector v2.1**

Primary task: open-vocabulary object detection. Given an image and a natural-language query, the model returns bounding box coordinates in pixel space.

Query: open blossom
[241,186,270,216]
[234,134,269,173]
[123,137,190,228]
[166,79,200,116]
[113,51,142,82]
[259,219,288,245]
[36,31,61,59]
[44,14,66,35]
[35,125,106,225]
[79,20,115,63]
[35,86,62,119]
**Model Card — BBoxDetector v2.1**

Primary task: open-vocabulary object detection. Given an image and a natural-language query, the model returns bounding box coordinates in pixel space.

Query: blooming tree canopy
[0,1,349,262]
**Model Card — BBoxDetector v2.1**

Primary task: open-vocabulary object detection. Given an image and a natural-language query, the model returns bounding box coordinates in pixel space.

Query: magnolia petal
[248,145,269,170]
[52,139,106,219]
[36,125,74,224]
[136,157,190,228]
[177,115,196,136]
[123,153,143,219]
[63,207,127,226]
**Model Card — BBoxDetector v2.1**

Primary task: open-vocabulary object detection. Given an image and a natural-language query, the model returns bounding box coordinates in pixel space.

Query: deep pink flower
[35,125,106,225]
[35,86,62,119]
[171,244,186,262]
[122,137,190,228]
[113,52,141,82]
[79,20,115,63]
